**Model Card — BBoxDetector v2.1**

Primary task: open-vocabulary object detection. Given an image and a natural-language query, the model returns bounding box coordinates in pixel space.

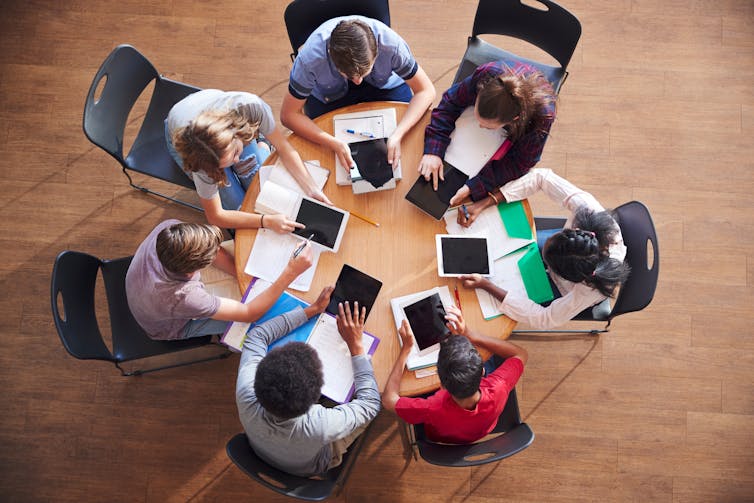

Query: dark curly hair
[437,335,483,399]
[254,342,323,419]
[543,207,631,297]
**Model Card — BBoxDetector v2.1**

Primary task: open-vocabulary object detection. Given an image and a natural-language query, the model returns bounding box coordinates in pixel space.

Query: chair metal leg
[512,319,611,336]
[121,167,203,212]
[114,349,232,377]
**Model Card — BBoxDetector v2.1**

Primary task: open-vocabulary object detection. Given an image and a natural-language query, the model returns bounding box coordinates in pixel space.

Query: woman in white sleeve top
[460,168,630,329]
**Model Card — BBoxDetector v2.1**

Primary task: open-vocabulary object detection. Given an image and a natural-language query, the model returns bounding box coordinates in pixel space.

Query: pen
[293,233,315,258]
[461,204,470,220]
[344,129,375,139]
[453,283,463,311]
[348,210,380,228]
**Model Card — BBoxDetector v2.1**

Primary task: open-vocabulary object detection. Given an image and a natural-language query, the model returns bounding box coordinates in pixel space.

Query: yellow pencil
[349,210,380,228]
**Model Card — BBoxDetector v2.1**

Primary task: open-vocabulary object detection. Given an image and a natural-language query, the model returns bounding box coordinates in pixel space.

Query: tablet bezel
[435,234,494,277]
[292,196,350,253]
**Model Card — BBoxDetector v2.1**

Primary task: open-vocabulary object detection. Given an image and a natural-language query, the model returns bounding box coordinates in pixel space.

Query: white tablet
[292,197,350,253]
[436,234,494,277]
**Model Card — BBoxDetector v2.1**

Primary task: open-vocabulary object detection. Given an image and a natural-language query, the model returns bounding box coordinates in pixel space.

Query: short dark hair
[437,335,483,399]
[254,342,323,419]
[329,19,377,78]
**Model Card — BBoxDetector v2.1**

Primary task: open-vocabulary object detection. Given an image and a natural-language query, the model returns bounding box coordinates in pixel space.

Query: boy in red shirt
[382,306,527,444]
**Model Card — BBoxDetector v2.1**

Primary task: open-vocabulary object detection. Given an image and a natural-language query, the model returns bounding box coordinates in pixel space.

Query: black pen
[293,234,315,258]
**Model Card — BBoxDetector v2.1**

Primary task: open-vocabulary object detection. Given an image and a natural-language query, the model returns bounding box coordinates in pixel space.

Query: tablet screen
[326,264,383,320]
[405,161,469,219]
[441,236,491,275]
[293,199,345,250]
[403,293,450,351]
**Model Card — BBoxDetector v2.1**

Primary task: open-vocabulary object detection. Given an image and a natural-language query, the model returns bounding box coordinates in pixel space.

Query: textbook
[390,286,454,371]
[221,279,380,404]
[259,159,329,195]
[254,180,350,252]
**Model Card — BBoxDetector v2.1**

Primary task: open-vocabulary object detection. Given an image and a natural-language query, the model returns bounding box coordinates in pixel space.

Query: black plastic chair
[83,44,202,211]
[284,0,391,62]
[452,0,581,93]
[226,424,371,501]
[51,251,230,376]
[405,387,534,467]
[514,201,660,334]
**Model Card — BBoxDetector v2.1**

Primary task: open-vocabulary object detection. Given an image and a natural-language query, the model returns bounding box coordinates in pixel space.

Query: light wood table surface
[235,101,531,397]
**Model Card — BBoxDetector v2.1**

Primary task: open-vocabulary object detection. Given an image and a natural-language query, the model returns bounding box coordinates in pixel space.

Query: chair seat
[455,37,566,90]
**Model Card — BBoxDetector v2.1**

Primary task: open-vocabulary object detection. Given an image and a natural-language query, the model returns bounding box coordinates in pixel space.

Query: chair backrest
[51,251,115,362]
[82,44,199,190]
[100,256,214,362]
[226,432,357,501]
[284,0,391,61]
[472,0,581,70]
[610,201,659,319]
[413,387,534,467]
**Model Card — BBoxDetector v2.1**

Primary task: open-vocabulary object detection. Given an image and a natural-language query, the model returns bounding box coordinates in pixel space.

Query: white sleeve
[500,168,605,214]
[500,282,607,329]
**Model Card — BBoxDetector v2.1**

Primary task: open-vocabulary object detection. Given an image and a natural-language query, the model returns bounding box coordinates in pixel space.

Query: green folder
[498,200,532,240]
[517,243,554,304]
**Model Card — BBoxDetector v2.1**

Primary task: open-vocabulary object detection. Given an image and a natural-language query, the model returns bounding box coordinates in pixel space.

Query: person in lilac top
[419,61,556,226]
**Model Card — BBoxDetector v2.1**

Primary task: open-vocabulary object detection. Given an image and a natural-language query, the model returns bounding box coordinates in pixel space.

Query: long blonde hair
[172,105,262,184]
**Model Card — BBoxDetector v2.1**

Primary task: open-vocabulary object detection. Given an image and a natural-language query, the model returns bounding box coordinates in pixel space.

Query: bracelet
[260,214,265,228]
[487,191,500,205]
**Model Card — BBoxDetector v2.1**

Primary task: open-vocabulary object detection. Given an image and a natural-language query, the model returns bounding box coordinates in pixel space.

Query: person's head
[437,335,483,399]
[475,67,555,141]
[328,19,377,84]
[254,342,324,419]
[155,222,223,275]
[542,208,631,297]
[172,105,262,184]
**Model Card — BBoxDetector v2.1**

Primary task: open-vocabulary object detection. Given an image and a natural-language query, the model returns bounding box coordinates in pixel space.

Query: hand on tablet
[449,185,471,207]
[336,301,367,356]
[418,154,443,190]
[264,214,305,234]
[397,319,415,354]
[386,133,402,167]
[444,305,467,336]
[331,137,355,174]
[460,273,488,290]
[309,188,333,206]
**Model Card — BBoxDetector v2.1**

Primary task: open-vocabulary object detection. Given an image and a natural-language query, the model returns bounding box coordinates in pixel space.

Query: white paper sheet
[259,160,328,194]
[444,106,508,178]
[244,229,321,292]
[475,248,530,320]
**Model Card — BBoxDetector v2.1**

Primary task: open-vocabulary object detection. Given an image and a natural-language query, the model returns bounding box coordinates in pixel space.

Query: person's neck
[452,390,481,410]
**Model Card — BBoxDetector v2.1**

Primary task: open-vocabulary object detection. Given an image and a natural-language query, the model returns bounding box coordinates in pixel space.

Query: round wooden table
[235,101,530,396]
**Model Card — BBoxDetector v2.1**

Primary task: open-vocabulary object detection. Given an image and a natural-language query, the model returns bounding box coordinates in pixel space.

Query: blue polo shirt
[288,16,419,104]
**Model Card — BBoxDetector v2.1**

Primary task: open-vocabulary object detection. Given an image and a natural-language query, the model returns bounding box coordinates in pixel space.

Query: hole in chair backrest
[646,238,655,270]
[56,292,66,323]
[257,472,287,489]
[520,0,550,12]
[122,79,156,157]
[463,452,496,462]
[93,74,108,105]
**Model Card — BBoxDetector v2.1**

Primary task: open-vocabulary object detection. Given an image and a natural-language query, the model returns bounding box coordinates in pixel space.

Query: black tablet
[326,264,383,320]
[436,235,494,277]
[292,197,349,252]
[403,293,450,355]
[404,161,469,219]
[349,138,393,189]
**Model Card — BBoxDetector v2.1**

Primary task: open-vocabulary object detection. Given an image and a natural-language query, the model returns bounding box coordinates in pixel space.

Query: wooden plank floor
[1,0,753,501]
